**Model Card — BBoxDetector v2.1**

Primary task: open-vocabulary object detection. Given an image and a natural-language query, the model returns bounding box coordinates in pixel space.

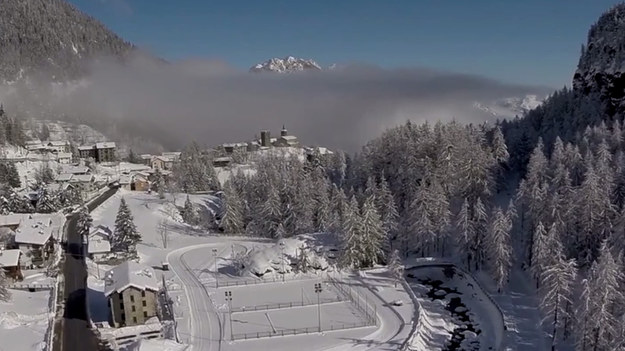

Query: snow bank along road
[168,244,229,351]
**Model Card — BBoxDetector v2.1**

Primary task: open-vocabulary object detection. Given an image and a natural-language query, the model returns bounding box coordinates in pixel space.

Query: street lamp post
[212,248,218,288]
[314,283,323,333]
[279,241,285,282]
[225,291,233,341]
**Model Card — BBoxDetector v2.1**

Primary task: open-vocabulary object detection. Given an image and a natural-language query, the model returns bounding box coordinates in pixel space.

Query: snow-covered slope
[250,56,322,73]
[473,94,544,118]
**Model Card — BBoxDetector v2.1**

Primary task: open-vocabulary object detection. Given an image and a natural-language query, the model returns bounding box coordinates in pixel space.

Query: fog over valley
[0,55,549,152]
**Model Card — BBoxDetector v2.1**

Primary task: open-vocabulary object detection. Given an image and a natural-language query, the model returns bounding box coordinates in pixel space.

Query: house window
[142,300,147,307]
[130,295,134,302]
[121,313,125,321]
[120,302,124,309]
[133,317,137,324]
[141,291,146,297]
[143,311,148,318]
[132,306,136,312]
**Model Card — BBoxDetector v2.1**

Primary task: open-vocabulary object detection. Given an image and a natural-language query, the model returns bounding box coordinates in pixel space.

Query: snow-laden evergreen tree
[0,269,10,302]
[472,197,489,270]
[220,182,244,234]
[112,197,141,256]
[455,198,473,270]
[7,191,33,213]
[296,245,310,273]
[0,162,20,188]
[388,249,404,287]
[153,167,165,199]
[576,242,625,351]
[408,181,436,256]
[487,207,512,291]
[36,187,59,213]
[34,163,55,184]
[76,206,92,237]
[540,250,577,350]
[531,221,551,286]
[339,196,363,268]
[375,175,399,255]
[358,194,385,267]
[261,181,282,238]
[492,126,510,164]
[312,179,331,233]
[181,195,198,226]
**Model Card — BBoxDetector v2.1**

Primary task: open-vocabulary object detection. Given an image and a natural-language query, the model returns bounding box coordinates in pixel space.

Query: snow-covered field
[0,289,52,351]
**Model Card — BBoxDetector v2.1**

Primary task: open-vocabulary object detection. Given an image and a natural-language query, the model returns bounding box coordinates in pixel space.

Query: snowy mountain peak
[473,94,544,118]
[250,56,322,73]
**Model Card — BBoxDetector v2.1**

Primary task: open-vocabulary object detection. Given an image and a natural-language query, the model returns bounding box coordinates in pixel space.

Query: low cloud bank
[1,56,552,152]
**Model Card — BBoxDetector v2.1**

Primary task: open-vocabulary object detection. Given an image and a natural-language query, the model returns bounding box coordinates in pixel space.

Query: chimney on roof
[281,125,288,137]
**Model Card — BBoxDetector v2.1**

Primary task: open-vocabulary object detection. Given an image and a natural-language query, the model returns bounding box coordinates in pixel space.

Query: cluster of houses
[24,140,73,163]
[23,139,118,164]
[0,213,62,280]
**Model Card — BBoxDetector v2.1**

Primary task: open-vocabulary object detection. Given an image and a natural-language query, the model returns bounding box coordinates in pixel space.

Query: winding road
[167,244,228,351]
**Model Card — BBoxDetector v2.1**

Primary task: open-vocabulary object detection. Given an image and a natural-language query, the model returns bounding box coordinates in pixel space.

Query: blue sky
[69,0,623,87]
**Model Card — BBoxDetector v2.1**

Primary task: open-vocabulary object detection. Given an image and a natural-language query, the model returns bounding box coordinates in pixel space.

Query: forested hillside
[0,0,133,81]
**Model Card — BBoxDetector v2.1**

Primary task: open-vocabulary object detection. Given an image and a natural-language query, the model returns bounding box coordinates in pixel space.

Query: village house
[55,173,74,183]
[78,145,96,159]
[96,142,116,163]
[47,141,70,153]
[78,142,117,163]
[150,156,173,171]
[140,154,153,166]
[14,216,56,267]
[104,261,160,328]
[0,214,23,231]
[69,174,96,192]
[0,248,23,280]
[62,165,90,175]
[56,152,73,164]
[133,174,150,192]
[88,225,112,262]
[119,175,133,191]
[272,126,299,147]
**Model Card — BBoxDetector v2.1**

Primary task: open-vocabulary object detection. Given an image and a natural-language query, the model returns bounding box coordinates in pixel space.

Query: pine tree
[153,167,165,199]
[296,245,310,273]
[312,180,331,233]
[531,222,549,286]
[540,252,577,350]
[181,195,197,226]
[583,242,625,351]
[487,207,512,291]
[76,206,92,237]
[456,198,473,270]
[261,182,282,238]
[112,198,141,256]
[220,183,244,234]
[36,187,60,213]
[388,249,404,287]
[34,162,55,185]
[339,196,363,268]
[359,194,385,268]
[492,126,510,163]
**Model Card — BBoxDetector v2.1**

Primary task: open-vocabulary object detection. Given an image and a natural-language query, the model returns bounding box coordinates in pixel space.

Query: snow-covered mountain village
[1,1,625,351]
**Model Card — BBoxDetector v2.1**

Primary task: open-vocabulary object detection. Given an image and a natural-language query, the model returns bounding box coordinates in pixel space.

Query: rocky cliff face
[573,3,625,117]
[0,0,134,82]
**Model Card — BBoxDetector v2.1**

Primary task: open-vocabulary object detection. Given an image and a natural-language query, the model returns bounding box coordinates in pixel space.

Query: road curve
[167,244,225,351]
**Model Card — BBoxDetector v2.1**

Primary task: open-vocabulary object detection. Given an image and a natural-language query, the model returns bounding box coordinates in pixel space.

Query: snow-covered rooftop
[46,183,73,193]
[96,142,116,149]
[70,174,94,183]
[55,173,74,182]
[14,217,54,246]
[88,226,111,254]
[119,175,132,185]
[140,154,153,160]
[56,152,72,159]
[78,145,94,151]
[48,141,69,146]
[104,261,159,297]
[62,165,90,174]
[0,214,23,227]
[0,249,21,267]
[280,135,298,141]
